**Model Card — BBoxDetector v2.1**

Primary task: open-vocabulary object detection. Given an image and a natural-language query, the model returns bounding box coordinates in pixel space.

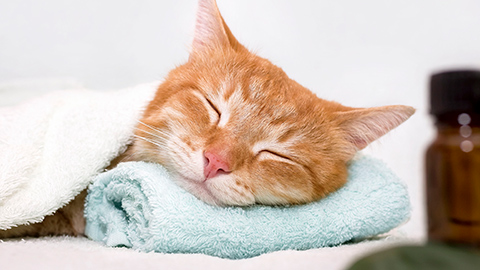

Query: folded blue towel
[84,155,410,259]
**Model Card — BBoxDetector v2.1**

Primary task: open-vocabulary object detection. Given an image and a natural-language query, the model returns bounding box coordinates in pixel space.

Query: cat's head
[129,0,414,206]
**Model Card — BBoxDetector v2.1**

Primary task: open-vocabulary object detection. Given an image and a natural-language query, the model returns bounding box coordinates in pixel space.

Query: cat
[0,0,414,238]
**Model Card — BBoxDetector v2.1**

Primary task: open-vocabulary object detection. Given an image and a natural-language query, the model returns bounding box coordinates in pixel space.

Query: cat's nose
[204,150,231,180]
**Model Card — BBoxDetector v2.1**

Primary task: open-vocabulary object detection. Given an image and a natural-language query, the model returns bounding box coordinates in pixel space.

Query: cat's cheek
[164,143,205,182]
[131,139,165,164]
[250,161,314,205]
[169,91,214,131]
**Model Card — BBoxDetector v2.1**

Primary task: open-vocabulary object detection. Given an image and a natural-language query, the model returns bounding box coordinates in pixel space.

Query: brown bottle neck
[431,114,480,148]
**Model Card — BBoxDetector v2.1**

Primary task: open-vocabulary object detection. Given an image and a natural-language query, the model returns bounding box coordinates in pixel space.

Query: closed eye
[257,150,295,164]
[261,150,291,160]
[191,91,220,124]
[205,97,221,117]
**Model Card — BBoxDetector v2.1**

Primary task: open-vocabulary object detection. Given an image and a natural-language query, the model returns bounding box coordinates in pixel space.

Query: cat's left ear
[190,0,246,58]
[335,105,415,152]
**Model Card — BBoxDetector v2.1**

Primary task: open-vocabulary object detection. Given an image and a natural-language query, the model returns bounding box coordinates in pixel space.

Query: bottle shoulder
[427,127,480,156]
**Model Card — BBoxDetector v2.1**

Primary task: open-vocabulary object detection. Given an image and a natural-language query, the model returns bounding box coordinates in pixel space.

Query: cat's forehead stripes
[220,76,237,101]
[215,81,235,128]
[217,99,230,128]
[200,78,307,143]
[203,80,254,128]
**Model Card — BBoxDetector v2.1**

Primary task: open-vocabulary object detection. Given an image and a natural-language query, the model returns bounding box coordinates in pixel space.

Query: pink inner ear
[192,0,229,54]
[348,135,370,150]
[190,0,245,57]
[339,105,415,151]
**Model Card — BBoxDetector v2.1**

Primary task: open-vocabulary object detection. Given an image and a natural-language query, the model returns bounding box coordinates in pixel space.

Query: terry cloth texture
[85,156,410,259]
[0,83,157,230]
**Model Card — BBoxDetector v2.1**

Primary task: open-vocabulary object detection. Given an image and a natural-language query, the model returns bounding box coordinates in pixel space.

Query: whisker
[136,121,194,154]
[134,127,166,141]
[169,147,201,179]
[137,120,165,134]
[120,153,134,163]
[133,134,166,148]
[172,140,191,155]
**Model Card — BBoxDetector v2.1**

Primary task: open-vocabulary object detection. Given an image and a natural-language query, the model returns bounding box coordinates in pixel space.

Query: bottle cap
[430,70,480,117]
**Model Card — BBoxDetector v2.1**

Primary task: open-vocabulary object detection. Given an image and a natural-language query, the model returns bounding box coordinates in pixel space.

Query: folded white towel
[0,83,157,230]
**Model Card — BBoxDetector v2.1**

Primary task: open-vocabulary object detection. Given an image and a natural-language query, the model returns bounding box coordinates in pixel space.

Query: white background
[1,0,480,239]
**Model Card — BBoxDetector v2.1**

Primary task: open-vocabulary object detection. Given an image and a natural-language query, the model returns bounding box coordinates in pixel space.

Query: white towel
[0,82,158,230]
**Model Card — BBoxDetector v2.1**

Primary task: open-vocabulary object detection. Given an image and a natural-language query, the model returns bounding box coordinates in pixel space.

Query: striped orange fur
[123,0,415,206]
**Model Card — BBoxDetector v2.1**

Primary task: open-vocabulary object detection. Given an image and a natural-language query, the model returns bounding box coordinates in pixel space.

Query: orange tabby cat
[0,0,414,238]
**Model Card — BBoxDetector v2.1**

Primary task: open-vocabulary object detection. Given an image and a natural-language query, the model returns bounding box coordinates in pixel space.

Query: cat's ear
[335,105,415,152]
[190,0,246,57]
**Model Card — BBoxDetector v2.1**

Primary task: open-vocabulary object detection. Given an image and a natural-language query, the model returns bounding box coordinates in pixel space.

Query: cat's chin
[172,174,223,206]
[171,173,255,207]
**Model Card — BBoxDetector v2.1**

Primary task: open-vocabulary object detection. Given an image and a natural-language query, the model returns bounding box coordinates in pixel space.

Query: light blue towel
[84,156,410,259]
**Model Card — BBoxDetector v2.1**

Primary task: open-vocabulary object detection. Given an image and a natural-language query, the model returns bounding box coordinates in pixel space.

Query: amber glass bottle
[426,70,480,248]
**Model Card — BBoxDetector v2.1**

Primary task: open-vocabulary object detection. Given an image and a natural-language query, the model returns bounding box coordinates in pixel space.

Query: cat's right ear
[190,0,246,58]
[334,105,415,155]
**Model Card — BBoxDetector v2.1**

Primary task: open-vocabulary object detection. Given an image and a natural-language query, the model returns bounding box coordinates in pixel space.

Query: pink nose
[204,150,231,180]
